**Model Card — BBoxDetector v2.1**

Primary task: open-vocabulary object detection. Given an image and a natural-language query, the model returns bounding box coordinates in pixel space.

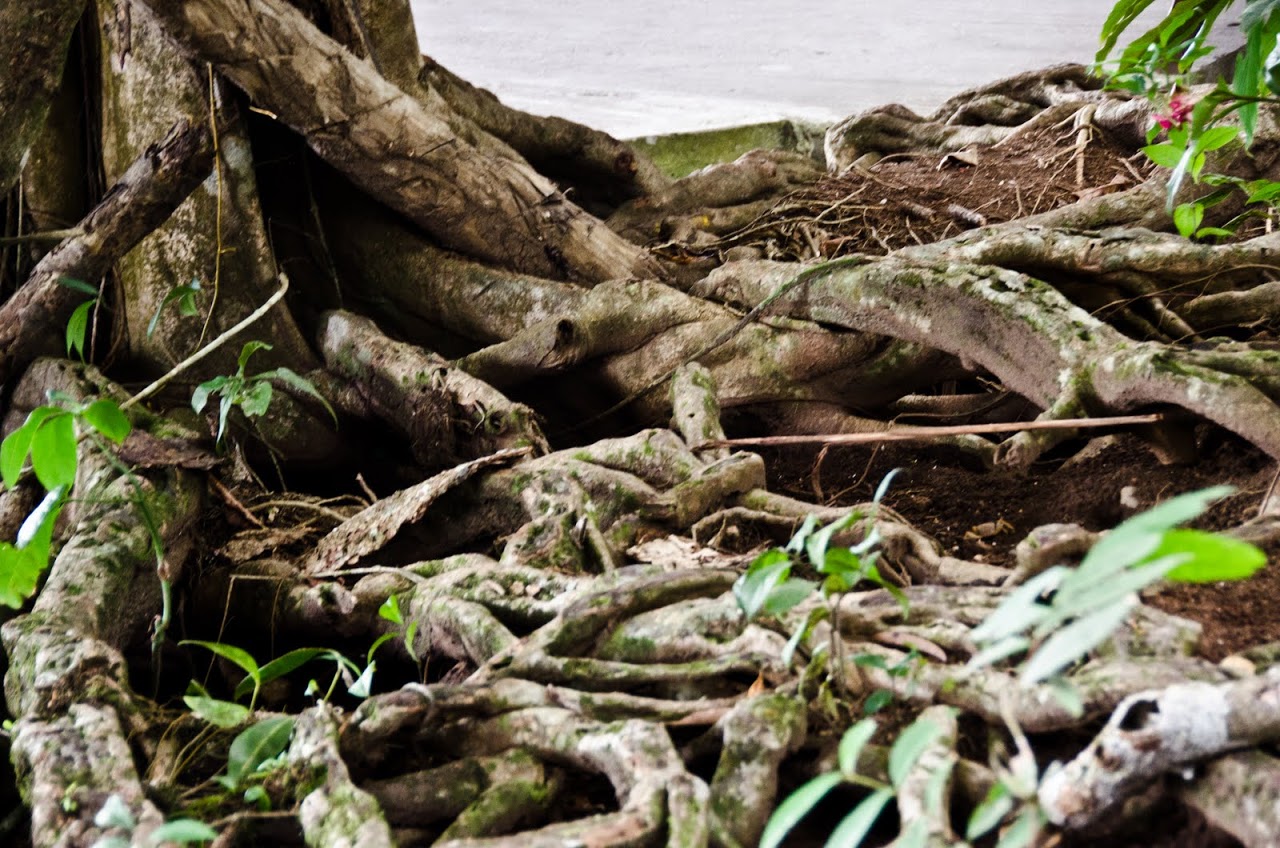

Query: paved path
[410,1,1175,137]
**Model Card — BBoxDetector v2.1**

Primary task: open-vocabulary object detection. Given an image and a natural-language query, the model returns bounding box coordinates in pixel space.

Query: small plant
[0,395,131,607]
[734,470,906,696]
[59,278,101,362]
[378,593,420,666]
[1098,1,1280,238]
[192,341,334,446]
[968,485,1264,689]
[147,278,202,338]
[960,485,1264,846]
[180,639,381,806]
[760,713,953,848]
[762,485,1264,847]
[91,794,216,847]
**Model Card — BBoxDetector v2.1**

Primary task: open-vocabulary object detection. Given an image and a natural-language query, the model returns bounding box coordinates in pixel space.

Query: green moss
[629,120,826,178]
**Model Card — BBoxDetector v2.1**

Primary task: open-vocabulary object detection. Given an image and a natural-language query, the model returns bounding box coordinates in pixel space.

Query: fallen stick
[694,413,1164,449]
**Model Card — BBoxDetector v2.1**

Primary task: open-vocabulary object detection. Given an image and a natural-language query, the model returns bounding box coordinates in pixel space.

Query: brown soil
[762,430,1280,663]
[689,122,1159,263]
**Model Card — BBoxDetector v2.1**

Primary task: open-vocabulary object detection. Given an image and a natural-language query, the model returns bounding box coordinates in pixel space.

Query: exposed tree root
[11,4,1280,844]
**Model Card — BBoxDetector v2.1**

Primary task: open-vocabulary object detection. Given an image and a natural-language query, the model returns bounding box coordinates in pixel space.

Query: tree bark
[139,0,661,283]
[0,119,212,387]
[0,1,87,193]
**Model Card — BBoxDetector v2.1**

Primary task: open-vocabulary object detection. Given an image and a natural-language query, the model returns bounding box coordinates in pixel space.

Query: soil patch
[684,122,1157,262]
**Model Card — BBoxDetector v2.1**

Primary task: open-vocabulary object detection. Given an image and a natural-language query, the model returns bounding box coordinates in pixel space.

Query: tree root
[704,249,1280,466]
[0,119,213,387]
[139,0,660,284]
[1,363,204,846]
[1040,667,1280,831]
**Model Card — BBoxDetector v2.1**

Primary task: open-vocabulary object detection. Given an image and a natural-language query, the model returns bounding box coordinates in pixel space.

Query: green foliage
[147,279,202,338]
[182,637,386,729]
[58,278,100,362]
[969,485,1262,687]
[92,794,217,847]
[734,471,905,624]
[216,716,294,792]
[0,398,132,609]
[193,341,335,446]
[379,593,420,664]
[734,471,906,701]
[759,715,950,848]
[1098,0,1280,236]
[0,488,65,609]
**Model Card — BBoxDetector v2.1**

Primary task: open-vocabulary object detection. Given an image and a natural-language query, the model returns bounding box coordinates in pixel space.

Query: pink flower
[1155,96,1193,130]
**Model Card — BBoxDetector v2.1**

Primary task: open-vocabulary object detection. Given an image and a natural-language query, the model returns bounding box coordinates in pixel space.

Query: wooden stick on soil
[695,413,1164,449]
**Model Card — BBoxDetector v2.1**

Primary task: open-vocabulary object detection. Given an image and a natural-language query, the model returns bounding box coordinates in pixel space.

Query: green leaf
[1196,125,1240,153]
[17,486,63,552]
[1048,678,1085,718]
[252,653,327,696]
[238,380,273,419]
[759,772,844,848]
[29,412,77,490]
[0,542,45,608]
[1195,226,1237,239]
[1174,202,1204,238]
[966,635,1031,671]
[995,805,1047,848]
[966,782,1014,840]
[94,794,137,829]
[379,594,404,625]
[823,787,893,848]
[367,633,397,665]
[216,396,234,445]
[66,299,95,360]
[0,408,57,489]
[347,661,376,698]
[183,696,250,729]
[871,468,901,504]
[888,718,943,787]
[243,785,271,811]
[806,512,858,571]
[763,578,817,616]
[1235,16,1271,142]
[262,367,338,425]
[781,606,826,668]
[969,568,1065,643]
[148,282,203,338]
[182,640,261,682]
[404,621,419,662]
[191,377,228,414]
[863,689,893,715]
[733,549,791,620]
[837,719,877,778]
[80,400,131,444]
[149,819,217,845]
[784,514,819,554]
[819,547,863,580]
[1142,142,1185,169]
[237,341,272,374]
[1157,529,1266,582]
[1096,0,1161,62]
[222,716,293,789]
[58,277,99,296]
[1020,597,1137,684]
[1079,485,1232,577]
[1047,554,1188,627]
